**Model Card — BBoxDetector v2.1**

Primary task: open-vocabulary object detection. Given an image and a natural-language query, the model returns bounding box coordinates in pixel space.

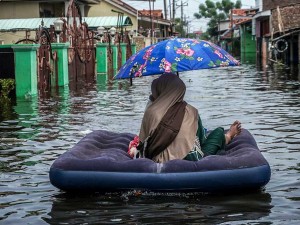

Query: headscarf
[139,73,199,163]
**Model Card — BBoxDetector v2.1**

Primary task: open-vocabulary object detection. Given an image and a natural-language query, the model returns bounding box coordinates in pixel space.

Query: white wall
[255,0,263,11]
[219,21,230,32]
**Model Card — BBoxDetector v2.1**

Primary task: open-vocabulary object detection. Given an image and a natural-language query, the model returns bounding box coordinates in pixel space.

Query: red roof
[232,8,257,16]
[232,9,248,16]
[235,18,252,25]
[139,9,164,19]
[193,30,203,35]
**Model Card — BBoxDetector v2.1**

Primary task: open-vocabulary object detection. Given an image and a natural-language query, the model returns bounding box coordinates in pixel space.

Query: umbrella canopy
[114,38,240,79]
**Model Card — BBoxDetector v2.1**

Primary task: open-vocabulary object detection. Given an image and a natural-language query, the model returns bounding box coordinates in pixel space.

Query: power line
[176,1,188,22]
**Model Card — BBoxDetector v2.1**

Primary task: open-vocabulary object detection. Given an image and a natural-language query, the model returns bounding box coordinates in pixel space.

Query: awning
[84,16,133,28]
[0,16,133,31]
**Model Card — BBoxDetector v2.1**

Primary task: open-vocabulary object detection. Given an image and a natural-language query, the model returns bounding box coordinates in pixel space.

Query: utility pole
[148,0,153,44]
[169,0,172,23]
[184,15,188,37]
[176,1,188,37]
[163,0,167,20]
[177,1,188,23]
[184,15,190,38]
[230,7,233,55]
[172,0,176,35]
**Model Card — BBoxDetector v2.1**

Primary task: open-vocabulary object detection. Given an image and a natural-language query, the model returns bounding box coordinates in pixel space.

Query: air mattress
[49,129,271,193]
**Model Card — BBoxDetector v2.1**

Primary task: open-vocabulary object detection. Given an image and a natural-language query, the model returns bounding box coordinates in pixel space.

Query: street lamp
[109,27,116,43]
[129,29,135,37]
[97,26,105,42]
[129,30,134,38]
[53,19,63,43]
[138,26,144,36]
[129,30,135,44]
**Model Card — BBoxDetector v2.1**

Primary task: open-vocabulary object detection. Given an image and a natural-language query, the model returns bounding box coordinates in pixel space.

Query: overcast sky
[123,0,256,32]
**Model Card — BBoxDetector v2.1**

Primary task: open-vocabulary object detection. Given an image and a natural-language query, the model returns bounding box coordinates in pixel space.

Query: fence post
[51,42,70,87]
[96,43,108,74]
[120,43,127,66]
[111,44,118,75]
[131,43,137,55]
[12,44,40,98]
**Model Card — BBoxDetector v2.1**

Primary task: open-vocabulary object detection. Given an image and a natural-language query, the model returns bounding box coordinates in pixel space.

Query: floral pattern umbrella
[114,38,240,79]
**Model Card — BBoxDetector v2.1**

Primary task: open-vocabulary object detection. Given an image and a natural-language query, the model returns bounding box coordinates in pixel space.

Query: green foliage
[0,79,15,122]
[174,17,187,37]
[194,0,242,37]
[200,33,211,40]
[188,33,197,38]
[0,79,15,97]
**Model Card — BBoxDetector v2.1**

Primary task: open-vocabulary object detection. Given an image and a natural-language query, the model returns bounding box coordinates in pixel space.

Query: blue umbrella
[114,38,240,79]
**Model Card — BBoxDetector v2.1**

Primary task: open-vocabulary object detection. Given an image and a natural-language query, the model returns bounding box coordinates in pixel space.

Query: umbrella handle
[129,67,137,86]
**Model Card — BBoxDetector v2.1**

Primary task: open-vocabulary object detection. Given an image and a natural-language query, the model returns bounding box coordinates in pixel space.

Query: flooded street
[1,64,300,224]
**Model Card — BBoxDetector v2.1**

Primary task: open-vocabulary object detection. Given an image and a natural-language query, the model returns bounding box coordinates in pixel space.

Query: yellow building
[0,0,138,21]
[0,0,138,44]
[0,0,171,45]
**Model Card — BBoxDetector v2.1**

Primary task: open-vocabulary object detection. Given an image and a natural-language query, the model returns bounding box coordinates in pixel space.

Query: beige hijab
[139,74,199,163]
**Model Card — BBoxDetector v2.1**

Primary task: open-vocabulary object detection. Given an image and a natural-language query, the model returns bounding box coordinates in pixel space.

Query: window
[39,2,65,18]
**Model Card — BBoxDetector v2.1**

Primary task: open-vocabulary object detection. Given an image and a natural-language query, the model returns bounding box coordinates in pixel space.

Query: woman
[135,73,241,163]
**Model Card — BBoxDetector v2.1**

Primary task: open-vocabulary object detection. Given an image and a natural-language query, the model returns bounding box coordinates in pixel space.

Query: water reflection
[45,191,272,225]
[0,97,17,122]
[1,65,300,224]
[257,66,300,90]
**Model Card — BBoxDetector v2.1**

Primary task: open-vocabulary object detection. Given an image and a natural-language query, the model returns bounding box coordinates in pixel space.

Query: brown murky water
[1,65,300,224]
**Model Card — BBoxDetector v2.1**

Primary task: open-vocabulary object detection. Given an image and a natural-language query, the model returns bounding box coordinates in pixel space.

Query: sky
[123,0,256,32]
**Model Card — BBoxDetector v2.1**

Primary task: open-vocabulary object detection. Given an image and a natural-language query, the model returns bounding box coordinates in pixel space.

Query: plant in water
[0,79,15,122]
[0,79,15,97]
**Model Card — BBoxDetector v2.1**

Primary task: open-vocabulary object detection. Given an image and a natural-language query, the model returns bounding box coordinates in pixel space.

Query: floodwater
[0,65,300,225]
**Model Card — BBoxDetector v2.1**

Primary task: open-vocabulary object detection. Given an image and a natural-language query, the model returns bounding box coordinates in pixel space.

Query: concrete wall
[255,0,263,11]
[262,37,269,68]
[219,21,230,32]
[86,1,137,31]
[0,2,39,18]
[0,31,33,45]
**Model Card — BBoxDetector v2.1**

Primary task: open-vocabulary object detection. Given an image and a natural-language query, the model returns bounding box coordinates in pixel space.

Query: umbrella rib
[114,38,239,79]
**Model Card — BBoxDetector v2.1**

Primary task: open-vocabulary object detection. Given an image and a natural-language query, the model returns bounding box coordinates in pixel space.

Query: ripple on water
[0,65,300,224]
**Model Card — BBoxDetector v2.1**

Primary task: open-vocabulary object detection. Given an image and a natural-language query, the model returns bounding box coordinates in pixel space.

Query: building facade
[0,0,171,45]
[253,0,300,69]
[0,0,138,44]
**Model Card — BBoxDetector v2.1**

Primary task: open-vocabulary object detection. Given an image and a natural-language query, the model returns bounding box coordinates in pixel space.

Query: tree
[174,18,187,37]
[194,0,242,38]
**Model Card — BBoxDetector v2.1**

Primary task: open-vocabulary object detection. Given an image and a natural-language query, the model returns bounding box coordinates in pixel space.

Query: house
[193,30,203,39]
[0,0,171,45]
[0,0,172,97]
[218,8,257,58]
[253,0,300,68]
[138,9,171,38]
[238,19,256,64]
[0,0,136,44]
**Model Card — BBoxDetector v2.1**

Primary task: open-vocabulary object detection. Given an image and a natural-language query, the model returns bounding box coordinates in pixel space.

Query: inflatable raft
[49,129,271,193]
